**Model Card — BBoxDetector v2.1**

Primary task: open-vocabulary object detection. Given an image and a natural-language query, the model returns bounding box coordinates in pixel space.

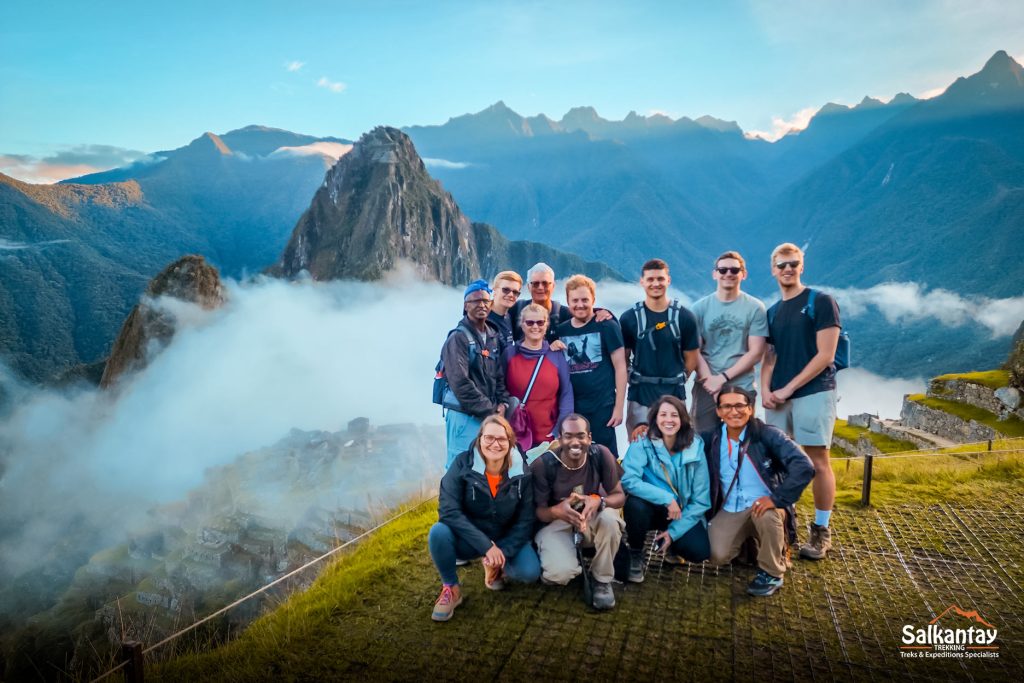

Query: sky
[1,0,1022,181]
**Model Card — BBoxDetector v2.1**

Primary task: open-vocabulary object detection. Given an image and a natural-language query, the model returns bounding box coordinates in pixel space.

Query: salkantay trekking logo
[900,605,999,659]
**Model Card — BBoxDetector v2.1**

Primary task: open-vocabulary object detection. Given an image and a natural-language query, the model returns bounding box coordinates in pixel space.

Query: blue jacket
[621,436,711,541]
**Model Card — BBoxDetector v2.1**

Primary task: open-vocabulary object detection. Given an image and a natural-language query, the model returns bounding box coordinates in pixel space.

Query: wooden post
[121,641,144,683]
[860,455,873,507]
[987,439,993,452]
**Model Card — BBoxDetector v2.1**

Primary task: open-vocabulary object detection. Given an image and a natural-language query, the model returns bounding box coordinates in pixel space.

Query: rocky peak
[939,50,1024,106]
[100,255,225,388]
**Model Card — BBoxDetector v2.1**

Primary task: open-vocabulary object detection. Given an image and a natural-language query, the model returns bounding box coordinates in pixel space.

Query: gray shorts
[626,400,650,434]
[765,390,837,447]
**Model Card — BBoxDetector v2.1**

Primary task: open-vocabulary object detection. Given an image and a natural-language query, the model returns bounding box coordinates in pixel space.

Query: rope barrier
[90,495,437,682]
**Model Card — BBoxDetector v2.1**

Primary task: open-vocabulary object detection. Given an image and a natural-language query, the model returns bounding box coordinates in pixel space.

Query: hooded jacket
[440,316,509,418]
[504,340,574,439]
[621,436,711,541]
[438,447,535,558]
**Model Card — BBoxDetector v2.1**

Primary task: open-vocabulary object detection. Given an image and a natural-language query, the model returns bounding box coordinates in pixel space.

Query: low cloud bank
[0,145,149,184]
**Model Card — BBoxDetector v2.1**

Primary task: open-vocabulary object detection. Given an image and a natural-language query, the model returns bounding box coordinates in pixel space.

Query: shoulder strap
[667,299,681,341]
[456,321,480,366]
[643,438,680,500]
[766,300,779,327]
[634,302,646,335]
[543,452,559,492]
[721,438,746,505]
[521,357,545,405]
[805,288,817,319]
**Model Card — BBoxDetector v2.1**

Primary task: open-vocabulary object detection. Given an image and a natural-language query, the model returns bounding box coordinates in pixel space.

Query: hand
[629,424,648,443]
[550,340,566,352]
[750,495,777,519]
[702,373,727,396]
[580,495,602,526]
[483,543,506,568]
[652,531,672,553]
[606,405,624,428]
[666,500,682,521]
[594,308,613,323]
[772,385,794,402]
[496,403,507,417]
[551,499,585,529]
[762,393,779,410]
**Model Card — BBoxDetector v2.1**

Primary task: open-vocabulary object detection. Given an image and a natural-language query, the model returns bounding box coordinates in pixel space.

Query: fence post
[121,641,144,683]
[987,439,993,452]
[861,454,873,507]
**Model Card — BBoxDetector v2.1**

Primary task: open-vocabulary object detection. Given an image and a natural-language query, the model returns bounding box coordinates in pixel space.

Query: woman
[620,395,711,583]
[504,302,574,449]
[429,415,540,621]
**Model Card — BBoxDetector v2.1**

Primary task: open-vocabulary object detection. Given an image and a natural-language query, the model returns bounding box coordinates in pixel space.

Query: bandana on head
[463,279,492,300]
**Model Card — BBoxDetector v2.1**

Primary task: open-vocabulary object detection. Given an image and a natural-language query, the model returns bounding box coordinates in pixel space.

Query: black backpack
[766,289,851,371]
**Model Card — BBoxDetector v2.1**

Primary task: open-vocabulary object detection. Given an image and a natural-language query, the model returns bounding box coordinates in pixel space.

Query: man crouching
[703,386,814,596]
[531,414,625,609]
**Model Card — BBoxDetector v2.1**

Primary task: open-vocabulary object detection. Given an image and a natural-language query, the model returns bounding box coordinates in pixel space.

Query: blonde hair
[770,242,804,266]
[491,270,523,288]
[519,303,549,330]
[564,274,596,301]
[474,414,517,473]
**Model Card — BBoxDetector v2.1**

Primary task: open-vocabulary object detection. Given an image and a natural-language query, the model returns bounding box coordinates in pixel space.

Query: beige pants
[535,507,625,584]
[708,507,787,578]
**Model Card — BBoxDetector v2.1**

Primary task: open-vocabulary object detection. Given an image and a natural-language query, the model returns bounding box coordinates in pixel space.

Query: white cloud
[423,157,472,170]
[917,85,947,100]
[0,145,151,184]
[285,60,305,72]
[316,76,346,93]
[743,106,817,142]
[835,368,925,420]
[271,141,353,161]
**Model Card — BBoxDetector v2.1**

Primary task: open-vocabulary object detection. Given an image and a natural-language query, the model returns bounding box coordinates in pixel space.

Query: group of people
[430,243,841,620]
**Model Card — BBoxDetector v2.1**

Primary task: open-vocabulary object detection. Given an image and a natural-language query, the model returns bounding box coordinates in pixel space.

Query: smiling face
[463,291,492,323]
[567,286,594,323]
[716,391,754,431]
[494,278,521,312]
[641,268,670,301]
[521,313,548,344]
[713,257,746,293]
[528,271,554,305]
[654,401,681,440]
[771,252,803,290]
[478,421,511,468]
[559,417,592,461]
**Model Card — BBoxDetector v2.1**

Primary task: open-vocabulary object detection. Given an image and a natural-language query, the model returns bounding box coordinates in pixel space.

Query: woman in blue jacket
[428,415,540,621]
[621,395,711,583]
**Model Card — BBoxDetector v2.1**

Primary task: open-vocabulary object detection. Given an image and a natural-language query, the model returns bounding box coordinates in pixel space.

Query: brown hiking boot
[799,523,832,560]
[431,584,463,622]
[484,563,506,591]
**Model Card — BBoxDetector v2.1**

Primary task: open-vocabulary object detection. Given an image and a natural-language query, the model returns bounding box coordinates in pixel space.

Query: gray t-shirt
[691,291,768,390]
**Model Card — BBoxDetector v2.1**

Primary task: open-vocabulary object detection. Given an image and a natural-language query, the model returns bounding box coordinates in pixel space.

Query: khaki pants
[535,507,625,584]
[708,507,787,578]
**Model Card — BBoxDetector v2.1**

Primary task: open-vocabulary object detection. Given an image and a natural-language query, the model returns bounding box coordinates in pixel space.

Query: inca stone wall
[900,399,999,443]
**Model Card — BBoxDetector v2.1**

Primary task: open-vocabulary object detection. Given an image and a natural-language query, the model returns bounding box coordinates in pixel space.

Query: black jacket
[511,299,573,344]
[702,419,814,542]
[438,448,535,557]
[440,316,509,418]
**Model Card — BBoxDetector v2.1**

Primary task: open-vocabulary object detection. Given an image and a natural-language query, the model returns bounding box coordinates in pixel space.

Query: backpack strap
[634,302,647,338]
[667,299,681,343]
[806,288,817,320]
[521,357,545,406]
[456,321,480,367]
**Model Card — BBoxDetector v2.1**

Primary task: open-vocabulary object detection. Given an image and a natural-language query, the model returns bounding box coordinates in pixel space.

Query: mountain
[271,126,622,284]
[0,127,349,382]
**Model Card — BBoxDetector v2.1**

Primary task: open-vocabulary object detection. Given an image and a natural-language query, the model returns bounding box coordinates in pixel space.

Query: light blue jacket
[621,436,711,541]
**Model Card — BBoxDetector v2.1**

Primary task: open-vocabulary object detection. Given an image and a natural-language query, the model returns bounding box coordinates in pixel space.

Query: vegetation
[931,369,1009,390]
[832,419,917,454]
[908,393,1024,437]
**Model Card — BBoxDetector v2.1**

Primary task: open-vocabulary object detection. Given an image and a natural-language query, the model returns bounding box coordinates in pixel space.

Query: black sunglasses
[716,267,742,275]
[522,319,547,327]
[500,286,521,297]
[775,260,801,270]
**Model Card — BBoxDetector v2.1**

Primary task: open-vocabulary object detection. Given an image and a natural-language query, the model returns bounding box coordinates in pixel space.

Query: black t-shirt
[511,299,572,343]
[487,310,514,353]
[766,288,841,399]
[620,303,700,405]
[556,317,624,415]
[530,445,621,507]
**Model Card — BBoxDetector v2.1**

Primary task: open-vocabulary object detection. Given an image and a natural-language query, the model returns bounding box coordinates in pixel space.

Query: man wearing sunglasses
[691,251,769,433]
[511,263,572,345]
[761,243,841,561]
[489,270,523,352]
[703,386,813,596]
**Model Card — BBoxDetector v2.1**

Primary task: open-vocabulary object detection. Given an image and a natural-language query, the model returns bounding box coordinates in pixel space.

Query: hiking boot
[799,523,833,560]
[664,552,686,566]
[627,550,645,583]
[431,584,463,622]
[746,569,784,597]
[592,581,616,610]
[484,563,505,591]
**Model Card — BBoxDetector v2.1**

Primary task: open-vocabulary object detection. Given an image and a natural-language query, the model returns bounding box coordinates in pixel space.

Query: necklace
[552,449,588,471]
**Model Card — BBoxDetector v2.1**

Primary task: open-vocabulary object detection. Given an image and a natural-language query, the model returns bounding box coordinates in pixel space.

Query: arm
[620,440,675,506]
[668,445,711,541]
[531,458,583,526]
[684,348,700,375]
[696,350,713,382]
[441,331,497,417]
[761,344,778,409]
[437,464,495,555]
[763,426,815,508]
[770,327,840,402]
[553,353,574,436]
[703,336,766,396]
[495,473,536,557]
[609,347,627,427]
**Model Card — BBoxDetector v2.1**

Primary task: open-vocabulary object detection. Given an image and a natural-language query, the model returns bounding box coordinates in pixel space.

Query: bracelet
[721,370,730,381]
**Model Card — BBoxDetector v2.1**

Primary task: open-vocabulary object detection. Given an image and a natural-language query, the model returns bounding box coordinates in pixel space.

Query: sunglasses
[522,319,547,327]
[529,281,553,288]
[716,267,742,275]
[500,286,521,297]
[775,260,801,271]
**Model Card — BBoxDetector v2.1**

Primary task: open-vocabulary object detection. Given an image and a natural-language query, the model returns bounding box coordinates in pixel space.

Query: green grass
[832,419,917,454]
[931,369,1009,390]
[908,393,1024,437]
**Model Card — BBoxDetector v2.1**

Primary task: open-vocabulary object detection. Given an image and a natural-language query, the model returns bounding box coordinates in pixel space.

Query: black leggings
[581,404,618,458]
[624,495,711,562]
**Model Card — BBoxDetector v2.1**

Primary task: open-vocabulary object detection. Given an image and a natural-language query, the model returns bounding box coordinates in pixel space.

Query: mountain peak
[939,49,1024,105]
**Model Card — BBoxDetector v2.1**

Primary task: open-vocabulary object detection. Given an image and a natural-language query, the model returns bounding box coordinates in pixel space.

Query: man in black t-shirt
[620,259,700,439]
[761,243,841,562]
[532,414,626,610]
[556,274,627,456]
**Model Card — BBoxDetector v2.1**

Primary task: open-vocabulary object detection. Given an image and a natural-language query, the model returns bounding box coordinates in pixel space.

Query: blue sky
[1,0,1021,180]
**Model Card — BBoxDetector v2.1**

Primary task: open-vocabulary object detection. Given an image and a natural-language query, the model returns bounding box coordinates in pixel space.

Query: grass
[832,419,918,454]
[908,393,1024,437]
[931,369,1010,390]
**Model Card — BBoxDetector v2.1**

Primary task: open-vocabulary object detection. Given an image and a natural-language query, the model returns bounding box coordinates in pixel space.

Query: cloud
[917,85,947,99]
[423,157,472,170]
[285,60,305,72]
[0,238,70,251]
[316,76,346,93]
[813,282,1024,338]
[271,141,353,161]
[743,106,817,142]
[835,368,925,420]
[0,145,149,184]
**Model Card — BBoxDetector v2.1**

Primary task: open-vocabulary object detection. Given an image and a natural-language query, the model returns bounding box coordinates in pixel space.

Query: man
[760,243,841,560]
[704,386,814,596]
[532,413,626,610]
[691,251,769,433]
[556,275,627,456]
[440,279,510,468]
[512,263,572,344]
[619,259,700,438]
[489,270,522,351]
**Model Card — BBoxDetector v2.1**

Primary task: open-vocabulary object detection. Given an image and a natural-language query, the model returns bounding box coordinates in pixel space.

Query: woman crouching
[621,395,711,582]
[428,414,540,621]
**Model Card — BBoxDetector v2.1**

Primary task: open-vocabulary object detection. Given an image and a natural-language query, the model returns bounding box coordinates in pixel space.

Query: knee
[428,522,455,547]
